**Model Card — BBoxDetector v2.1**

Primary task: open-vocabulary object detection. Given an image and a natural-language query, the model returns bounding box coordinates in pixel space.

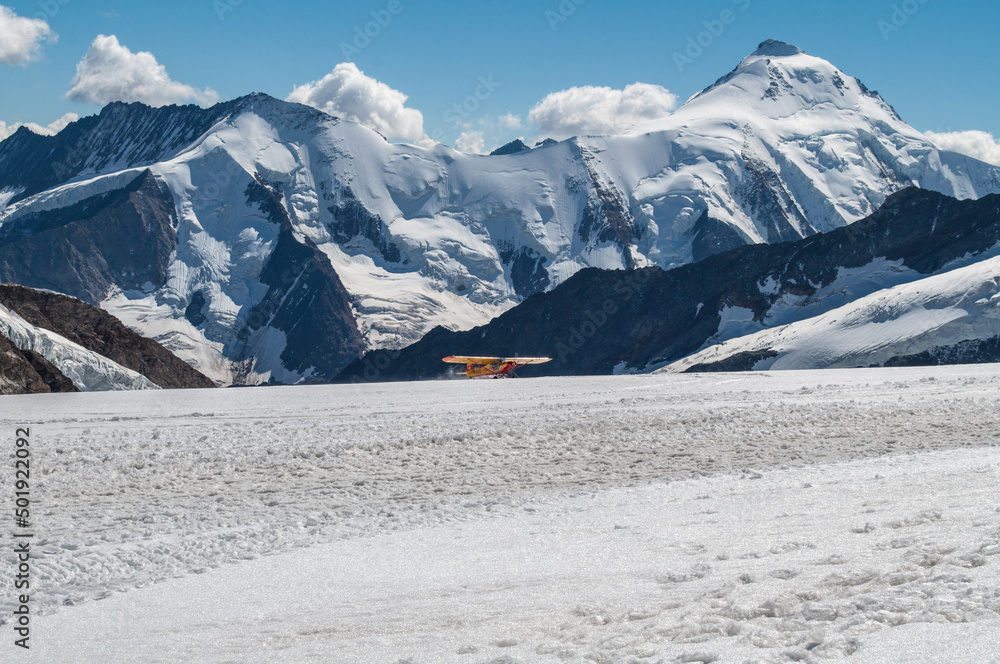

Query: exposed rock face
[690,210,751,263]
[682,350,780,373]
[336,188,1000,381]
[881,337,1000,368]
[0,100,242,204]
[0,284,215,389]
[498,242,550,298]
[738,149,814,243]
[0,170,177,304]
[0,334,79,394]
[232,179,366,384]
[326,185,402,265]
[578,146,639,268]
[490,139,531,156]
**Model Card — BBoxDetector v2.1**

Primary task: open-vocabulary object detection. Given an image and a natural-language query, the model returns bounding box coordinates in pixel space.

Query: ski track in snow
[2,365,1000,662]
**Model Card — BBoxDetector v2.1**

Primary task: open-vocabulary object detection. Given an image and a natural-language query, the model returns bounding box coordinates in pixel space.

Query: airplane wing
[442,356,502,364]
[442,356,551,365]
[508,357,552,365]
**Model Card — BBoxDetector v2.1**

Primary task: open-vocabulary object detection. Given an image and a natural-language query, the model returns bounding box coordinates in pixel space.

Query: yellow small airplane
[442,355,552,379]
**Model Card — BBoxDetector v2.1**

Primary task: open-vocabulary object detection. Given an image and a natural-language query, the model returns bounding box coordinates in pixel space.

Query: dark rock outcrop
[490,139,531,156]
[578,147,639,268]
[683,349,779,373]
[327,186,402,265]
[0,284,215,389]
[235,179,366,383]
[0,335,79,394]
[737,149,813,243]
[498,242,550,298]
[691,210,751,262]
[881,337,1000,368]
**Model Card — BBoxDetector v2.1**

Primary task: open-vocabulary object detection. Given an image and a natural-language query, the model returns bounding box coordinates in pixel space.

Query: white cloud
[498,112,522,130]
[925,130,1000,167]
[455,130,485,154]
[287,63,427,144]
[528,82,677,138]
[66,34,219,107]
[0,112,79,142]
[0,5,55,66]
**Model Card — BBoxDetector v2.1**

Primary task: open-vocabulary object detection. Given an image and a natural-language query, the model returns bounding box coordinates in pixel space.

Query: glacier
[5,367,1000,662]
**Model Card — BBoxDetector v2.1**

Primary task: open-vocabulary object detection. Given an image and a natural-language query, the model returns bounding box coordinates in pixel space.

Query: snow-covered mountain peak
[224,92,341,132]
[748,39,805,58]
[680,41,897,125]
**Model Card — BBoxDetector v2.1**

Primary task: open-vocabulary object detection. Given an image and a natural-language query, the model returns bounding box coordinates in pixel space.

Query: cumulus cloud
[455,130,486,154]
[528,82,677,138]
[0,5,55,66]
[66,35,219,107]
[286,63,427,144]
[925,130,1000,167]
[0,112,79,142]
[498,113,522,130]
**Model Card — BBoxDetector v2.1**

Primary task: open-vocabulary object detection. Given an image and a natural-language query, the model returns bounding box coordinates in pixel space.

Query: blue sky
[1,0,998,153]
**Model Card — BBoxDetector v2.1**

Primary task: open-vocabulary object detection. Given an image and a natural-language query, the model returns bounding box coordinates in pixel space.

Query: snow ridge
[665,254,1000,372]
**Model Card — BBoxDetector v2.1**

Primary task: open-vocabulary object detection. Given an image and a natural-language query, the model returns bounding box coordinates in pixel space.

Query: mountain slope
[1,300,159,392]
[0,166,365,385]
[662,254,1000,373]
[0,100,242,205]
[3,41,1000,385]
[0,169,178,303]
[0,284,216,389]
[336,188,1000,381]
[0,333,79,394]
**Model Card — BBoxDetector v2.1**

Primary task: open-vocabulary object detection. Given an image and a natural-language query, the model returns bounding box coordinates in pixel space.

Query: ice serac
[3,43,1000,384]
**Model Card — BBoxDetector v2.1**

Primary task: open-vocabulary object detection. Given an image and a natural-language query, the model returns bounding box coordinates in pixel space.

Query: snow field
[14,437,1000,662]
[1,365,999,662]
